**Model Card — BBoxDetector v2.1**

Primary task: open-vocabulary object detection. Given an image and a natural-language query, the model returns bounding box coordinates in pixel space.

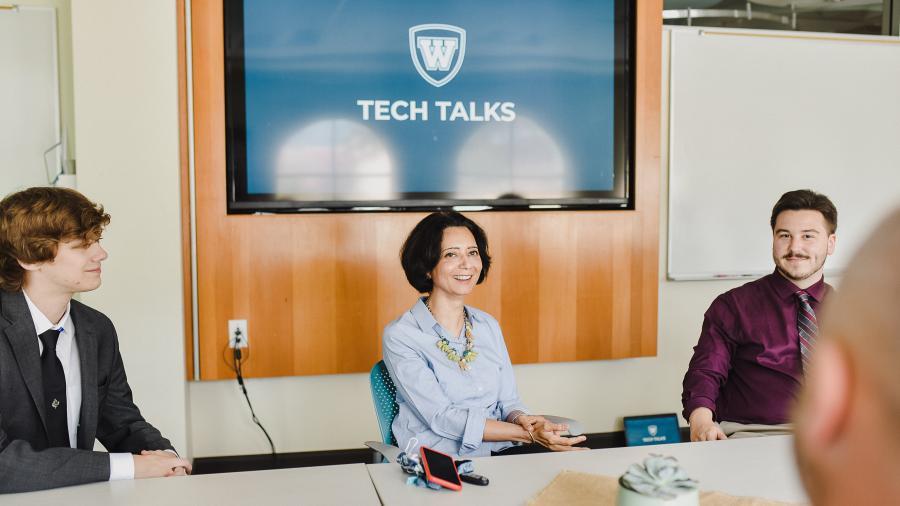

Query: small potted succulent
[617,455,699,506]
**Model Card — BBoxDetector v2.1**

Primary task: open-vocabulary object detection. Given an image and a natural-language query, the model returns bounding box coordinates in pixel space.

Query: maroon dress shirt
[681,270,832,425]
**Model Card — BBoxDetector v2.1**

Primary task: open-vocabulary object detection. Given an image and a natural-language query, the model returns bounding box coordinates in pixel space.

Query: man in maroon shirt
[793,207,900,506]
[682,189,837,441]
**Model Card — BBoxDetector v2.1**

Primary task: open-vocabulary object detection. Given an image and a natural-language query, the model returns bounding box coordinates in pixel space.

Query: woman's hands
[511,413,547,433]
[506,412,586,451]
[528,420,587,451]
[484,416,587,450]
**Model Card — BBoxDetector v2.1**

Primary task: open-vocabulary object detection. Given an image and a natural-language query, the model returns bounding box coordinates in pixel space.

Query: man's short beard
[775,254,827,282]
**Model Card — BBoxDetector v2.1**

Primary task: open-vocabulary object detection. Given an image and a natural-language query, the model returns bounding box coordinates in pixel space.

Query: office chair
[369,360,399,447]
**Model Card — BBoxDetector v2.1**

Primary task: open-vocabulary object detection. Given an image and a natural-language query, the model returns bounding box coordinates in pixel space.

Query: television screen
[224,0,634,213]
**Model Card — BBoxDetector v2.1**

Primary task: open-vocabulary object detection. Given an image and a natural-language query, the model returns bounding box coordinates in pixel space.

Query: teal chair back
[369,360,399,446]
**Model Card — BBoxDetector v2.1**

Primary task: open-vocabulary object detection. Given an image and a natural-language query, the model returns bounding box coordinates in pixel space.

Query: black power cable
[227,329,276,463]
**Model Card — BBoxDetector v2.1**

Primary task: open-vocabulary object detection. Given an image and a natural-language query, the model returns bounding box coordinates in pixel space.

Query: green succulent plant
[619,454,699,500]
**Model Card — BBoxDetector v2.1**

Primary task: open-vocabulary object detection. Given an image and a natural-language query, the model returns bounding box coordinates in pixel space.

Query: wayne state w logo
[409,24,466,88]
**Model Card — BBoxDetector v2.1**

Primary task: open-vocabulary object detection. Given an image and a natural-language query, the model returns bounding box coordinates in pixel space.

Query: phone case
[419,446,462,491]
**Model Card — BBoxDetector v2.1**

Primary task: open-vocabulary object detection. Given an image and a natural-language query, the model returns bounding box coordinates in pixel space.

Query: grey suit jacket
[0,290,174,493]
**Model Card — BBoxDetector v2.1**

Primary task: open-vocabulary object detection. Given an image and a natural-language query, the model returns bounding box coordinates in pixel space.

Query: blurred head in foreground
[793,207,900,506]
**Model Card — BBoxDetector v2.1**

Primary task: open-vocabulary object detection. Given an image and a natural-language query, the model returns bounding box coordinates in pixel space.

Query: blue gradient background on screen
[242,0,616,200]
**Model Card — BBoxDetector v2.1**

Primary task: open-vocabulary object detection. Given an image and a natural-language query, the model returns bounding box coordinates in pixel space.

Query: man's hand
[689,407,727,442]
[134,450,192,478]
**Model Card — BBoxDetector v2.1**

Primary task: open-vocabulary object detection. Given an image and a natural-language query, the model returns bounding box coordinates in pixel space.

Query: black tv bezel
[223,0,636,214]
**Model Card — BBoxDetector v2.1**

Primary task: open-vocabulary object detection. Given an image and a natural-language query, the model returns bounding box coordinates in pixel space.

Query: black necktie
[39,329,69,448]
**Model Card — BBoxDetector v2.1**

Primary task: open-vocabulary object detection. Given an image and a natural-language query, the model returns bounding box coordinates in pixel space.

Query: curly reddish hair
[0,187,110,292]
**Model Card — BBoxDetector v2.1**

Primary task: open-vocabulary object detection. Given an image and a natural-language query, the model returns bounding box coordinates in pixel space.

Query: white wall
[70,0,188,454]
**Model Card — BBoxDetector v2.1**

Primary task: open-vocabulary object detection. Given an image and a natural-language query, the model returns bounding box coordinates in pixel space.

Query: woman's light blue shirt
[382,298,528,457]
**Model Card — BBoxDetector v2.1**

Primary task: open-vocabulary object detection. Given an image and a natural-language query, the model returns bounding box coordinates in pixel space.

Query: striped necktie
[796,291,817,373]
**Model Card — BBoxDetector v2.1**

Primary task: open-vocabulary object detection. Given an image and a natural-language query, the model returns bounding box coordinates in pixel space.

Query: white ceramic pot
[616,486,699,506]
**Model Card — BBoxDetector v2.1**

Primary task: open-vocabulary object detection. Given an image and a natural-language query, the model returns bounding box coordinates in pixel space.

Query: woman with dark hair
[382,211,586,457]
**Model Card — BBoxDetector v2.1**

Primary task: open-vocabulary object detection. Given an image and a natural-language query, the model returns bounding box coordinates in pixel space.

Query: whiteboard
[666,27,900,280]
[0,6,60,194]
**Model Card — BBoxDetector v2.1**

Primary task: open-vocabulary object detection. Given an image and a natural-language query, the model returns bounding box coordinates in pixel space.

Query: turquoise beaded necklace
[425,297,478,371]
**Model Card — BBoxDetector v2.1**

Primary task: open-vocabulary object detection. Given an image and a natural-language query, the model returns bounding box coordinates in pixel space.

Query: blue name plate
[624,414,681,447]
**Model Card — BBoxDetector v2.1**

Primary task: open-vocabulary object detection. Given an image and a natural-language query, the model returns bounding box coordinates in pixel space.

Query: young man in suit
[793,207,900,505]
[0,187,190,493]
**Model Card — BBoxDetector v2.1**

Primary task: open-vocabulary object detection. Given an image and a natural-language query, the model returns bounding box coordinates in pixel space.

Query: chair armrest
[365,441,402,463]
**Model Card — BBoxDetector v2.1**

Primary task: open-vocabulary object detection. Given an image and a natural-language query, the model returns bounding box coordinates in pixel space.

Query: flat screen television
[224,0,634,213]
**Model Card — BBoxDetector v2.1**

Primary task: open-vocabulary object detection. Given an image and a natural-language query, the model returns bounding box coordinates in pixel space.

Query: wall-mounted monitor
[224,0,634,213]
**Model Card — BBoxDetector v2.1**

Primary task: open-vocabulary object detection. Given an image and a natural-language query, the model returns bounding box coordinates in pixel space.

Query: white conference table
[366,435,808,505]
[2,436,807,505]
[4,463,380,506]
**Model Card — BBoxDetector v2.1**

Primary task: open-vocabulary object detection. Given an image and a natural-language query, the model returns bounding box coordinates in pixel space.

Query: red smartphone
[419,446,463,491]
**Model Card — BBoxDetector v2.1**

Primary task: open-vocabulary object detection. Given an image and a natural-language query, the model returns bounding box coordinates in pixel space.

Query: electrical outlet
[228,319,249,349]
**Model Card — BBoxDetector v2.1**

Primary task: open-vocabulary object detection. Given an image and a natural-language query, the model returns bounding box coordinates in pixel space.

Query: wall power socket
[228,319,249,349]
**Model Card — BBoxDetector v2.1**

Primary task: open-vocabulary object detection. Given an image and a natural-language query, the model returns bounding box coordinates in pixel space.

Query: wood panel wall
[185,0,662,380]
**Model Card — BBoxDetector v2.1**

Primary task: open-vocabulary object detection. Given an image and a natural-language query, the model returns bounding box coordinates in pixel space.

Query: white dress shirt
[23,291,134,480]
